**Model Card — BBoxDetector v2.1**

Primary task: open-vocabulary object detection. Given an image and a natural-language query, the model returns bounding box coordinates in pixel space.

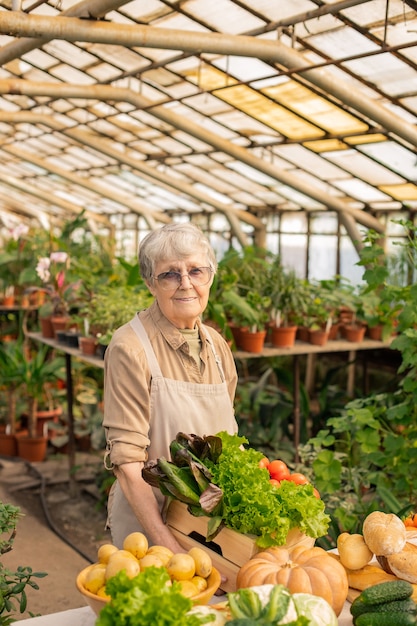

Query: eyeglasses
[153,267,213,290]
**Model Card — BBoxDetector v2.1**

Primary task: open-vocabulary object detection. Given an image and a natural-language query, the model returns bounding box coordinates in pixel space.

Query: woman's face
[148,254,213,329]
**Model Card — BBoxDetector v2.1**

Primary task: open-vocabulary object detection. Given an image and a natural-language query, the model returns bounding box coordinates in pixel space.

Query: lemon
[84,563,107,594]
[105,555,140,580]
[97,543,119,564]
[139,553,164,570]
[123,532,149,559]
[166,553,196,581]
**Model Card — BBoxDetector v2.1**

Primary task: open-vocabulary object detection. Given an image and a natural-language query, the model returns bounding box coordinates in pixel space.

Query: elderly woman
[103,222,238,552]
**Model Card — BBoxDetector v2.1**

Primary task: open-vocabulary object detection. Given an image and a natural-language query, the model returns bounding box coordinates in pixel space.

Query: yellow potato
[109,549,138,561]
[166,553,196,581]
[123,532,149,559]
[188,546,212,578]
[178,579,199,598]
[139,554,164,570]
[97,543,119,564]
[191,575,208,592]
[105,556,140,580]
[96,585,111,600]
[84,563,107,594]
[146,545,174,565]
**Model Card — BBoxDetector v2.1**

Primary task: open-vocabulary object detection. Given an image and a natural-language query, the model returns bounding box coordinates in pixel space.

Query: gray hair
[138,222,218,281]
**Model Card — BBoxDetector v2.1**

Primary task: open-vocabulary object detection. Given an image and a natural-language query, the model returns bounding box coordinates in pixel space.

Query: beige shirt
[103,300,238,467]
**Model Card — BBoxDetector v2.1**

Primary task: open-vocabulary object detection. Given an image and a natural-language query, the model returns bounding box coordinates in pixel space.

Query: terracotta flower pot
[3,295,15,307]
[79,336,98,356]
[343,323,366,343]
[17,435,48,463]
[51,315,71,338]
[237,329,266,354]
[308,329,329,346]
[367,325,383,341]
[328,322,340,340]
[297,326,310,342]
[271,325,298,348]
[36,406,63,438]
[0,432,18,457]
[40,316,55,338]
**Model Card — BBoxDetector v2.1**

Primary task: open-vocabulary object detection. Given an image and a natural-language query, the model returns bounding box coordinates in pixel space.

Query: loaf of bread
[346,563,417,602]
[362,511,406,556]
[387,548,417,583]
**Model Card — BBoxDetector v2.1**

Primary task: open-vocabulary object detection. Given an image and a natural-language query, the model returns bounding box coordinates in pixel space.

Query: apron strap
[129,315,163,379]
[203,325,226,383]
[130,314,226,383]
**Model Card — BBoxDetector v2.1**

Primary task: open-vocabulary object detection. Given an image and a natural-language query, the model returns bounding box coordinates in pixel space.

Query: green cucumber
[353,580,413,607]
[355,611,417,626]
[351,598,417,619]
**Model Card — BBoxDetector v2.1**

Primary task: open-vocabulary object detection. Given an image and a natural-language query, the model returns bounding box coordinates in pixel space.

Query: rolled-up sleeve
[103,329,151,467]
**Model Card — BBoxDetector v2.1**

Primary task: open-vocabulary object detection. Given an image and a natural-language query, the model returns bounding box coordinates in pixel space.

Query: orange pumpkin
[236,544,348,616]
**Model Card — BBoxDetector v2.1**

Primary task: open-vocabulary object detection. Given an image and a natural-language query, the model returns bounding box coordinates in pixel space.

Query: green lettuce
[95,567,213,626]
[207,432,330,547]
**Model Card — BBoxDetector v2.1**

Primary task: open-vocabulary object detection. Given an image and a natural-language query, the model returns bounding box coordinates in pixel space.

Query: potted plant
[0,224,53,307]
[0,501,47,625]
[268,258,306,348]
[0,338,26,456]
[17,343,65,462]
[224,288,271,353]
[78,283,153,357]
[214,247,272,352]
[49,384,105,453]
[35,251,82,338]
[304,283,335,346]
[357,287,401,341]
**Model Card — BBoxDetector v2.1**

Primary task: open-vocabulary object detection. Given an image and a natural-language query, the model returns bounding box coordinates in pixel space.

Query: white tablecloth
[12,601,353,625]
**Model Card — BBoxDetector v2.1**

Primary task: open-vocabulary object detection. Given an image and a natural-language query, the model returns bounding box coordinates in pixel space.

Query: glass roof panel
[0,0,416,235]
[214,85,325,139]
[183,0,266,34]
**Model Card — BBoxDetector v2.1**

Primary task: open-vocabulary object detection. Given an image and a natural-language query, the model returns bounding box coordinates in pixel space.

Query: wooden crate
[166,500,259,593]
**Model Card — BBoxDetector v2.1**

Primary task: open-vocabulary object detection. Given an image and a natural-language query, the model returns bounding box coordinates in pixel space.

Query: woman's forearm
[114,461,185,553]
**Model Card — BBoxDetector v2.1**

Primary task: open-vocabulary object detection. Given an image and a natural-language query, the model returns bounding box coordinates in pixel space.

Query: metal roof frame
[0,0,416,249]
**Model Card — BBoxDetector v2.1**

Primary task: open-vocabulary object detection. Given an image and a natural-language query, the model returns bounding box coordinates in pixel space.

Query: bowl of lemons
[76,532,221,616]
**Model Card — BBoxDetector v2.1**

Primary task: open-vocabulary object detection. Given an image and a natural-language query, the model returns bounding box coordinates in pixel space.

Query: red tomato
[313,487,320,499]
[268,460,290,481]
[285,472,309,485]
[258,456,270,470]
[269,478,281,487]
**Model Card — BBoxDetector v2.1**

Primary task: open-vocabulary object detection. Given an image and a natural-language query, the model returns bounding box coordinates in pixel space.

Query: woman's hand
[115,461,185,553]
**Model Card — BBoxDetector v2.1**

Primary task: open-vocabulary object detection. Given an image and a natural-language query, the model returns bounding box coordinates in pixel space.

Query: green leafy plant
[0,501,47,625]
[21,344,65,438]
[78,283,152,346]
[303,220,417,545]
[268,257,305,327]
[0,338,25,435]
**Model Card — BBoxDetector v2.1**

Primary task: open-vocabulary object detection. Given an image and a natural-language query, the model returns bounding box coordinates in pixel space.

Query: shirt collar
[148,300,206,350]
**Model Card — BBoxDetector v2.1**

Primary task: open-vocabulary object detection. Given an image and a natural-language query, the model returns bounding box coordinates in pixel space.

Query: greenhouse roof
[0,0,416,245]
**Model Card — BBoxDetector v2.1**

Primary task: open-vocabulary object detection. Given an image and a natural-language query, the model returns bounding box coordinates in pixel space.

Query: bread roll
[337,532,373,570]
[362,511,406,556]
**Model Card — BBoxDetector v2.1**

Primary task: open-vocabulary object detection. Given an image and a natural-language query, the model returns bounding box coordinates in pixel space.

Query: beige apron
[107,315,237,548]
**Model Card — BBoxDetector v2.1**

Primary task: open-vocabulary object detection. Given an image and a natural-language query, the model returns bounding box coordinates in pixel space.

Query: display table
[234,336,393,460]
[12,599,354,624]
[26,332,394,464]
